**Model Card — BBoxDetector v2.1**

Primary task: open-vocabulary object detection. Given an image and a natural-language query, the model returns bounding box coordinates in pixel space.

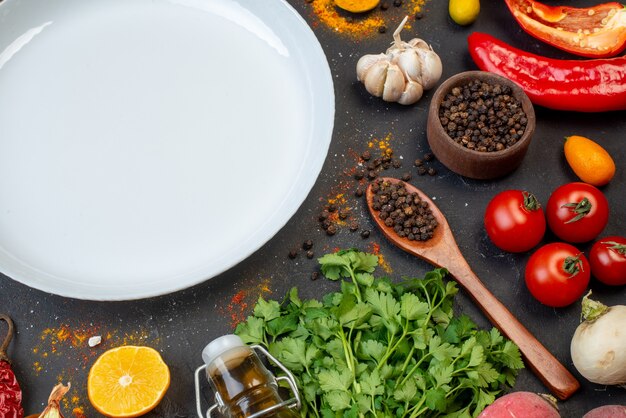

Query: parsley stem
[397,352,431,388]
[375,319,409,372]
[348,268,362,301]
[338,327,355,373]
[399,346,415,375]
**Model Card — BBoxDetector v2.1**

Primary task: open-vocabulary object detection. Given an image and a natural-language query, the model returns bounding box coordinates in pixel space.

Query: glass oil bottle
[194,334,301,418]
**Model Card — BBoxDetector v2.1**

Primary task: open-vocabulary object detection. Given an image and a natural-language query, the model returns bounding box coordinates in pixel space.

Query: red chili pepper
[0,315,24,418]
[468,32,626,112]
[504,0,626,58]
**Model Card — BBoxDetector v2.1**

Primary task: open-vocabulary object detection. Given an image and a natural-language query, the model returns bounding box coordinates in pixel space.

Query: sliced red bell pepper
[468,32,626,112]
[504,0,626,58]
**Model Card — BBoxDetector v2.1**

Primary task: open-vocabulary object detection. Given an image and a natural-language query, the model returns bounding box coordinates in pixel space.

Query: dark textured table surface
[0,0,624,417]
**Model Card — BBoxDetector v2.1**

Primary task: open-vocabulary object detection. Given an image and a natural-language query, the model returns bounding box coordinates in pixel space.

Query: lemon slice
[88,346,170,417]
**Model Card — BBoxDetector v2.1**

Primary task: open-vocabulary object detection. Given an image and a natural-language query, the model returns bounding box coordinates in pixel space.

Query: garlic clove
[363,60,390,97]
[382,64,405,102]
[415,48,442,90]
[398,80,424,105]
[408,38,430,50]
[395,50,421,83]
[357,53,387,81]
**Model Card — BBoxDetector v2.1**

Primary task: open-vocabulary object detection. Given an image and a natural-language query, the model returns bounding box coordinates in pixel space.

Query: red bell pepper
[468,32,626,112]
[504,0,626,58]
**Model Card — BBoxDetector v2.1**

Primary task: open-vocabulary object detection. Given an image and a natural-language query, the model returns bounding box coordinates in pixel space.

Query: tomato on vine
[589,236,626,286]
[546,182,608,243]
[484,190,546,253]
[525,242,590,307]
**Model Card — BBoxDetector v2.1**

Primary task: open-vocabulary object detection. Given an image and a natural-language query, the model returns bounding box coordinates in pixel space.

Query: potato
[583,405,626,418]
[478,392,560,418]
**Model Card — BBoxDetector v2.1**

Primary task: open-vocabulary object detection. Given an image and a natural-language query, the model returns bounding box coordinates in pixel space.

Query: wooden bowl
[427,71,536,180]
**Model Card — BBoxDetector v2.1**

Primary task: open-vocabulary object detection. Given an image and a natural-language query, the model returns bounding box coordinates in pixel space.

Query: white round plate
[0,0,334,300]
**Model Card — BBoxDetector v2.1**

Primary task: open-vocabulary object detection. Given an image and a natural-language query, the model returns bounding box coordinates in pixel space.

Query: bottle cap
[202,334,246,366]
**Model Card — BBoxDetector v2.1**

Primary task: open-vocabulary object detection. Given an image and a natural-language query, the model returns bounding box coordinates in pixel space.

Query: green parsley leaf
[400,293,429,320]
[429,335,460,362]
[360,339,385,362]
[360,369,384,397]
[318,369,352,393]
[234,316,264,345]
[365,288,400,323]
[253,297,281,321]
[392,378,417,402]
[425,388,447,412]
[325,391,351,411]
[499,341,524,370]
[266,311,298,338]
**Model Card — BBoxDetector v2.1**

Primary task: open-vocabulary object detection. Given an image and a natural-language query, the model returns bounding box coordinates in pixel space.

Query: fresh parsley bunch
[236,249,523,418]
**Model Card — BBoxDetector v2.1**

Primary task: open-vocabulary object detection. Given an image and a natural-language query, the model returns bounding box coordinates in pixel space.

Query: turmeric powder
[335,0,380,13]
[309,0,426,38]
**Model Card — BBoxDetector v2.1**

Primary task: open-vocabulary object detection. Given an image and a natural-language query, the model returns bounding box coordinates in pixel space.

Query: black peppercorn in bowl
[426,71,536,180]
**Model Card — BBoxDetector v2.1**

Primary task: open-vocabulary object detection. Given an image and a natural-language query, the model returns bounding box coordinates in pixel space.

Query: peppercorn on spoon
[366,177,580,400]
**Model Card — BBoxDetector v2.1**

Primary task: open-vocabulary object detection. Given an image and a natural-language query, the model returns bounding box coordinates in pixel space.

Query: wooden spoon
[366,178,580,400]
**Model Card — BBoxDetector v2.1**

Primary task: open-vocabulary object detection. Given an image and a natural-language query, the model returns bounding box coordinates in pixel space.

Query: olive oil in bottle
[201,335,300,418]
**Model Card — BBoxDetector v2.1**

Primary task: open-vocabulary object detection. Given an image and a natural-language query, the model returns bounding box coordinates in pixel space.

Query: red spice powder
[368,241,393,273]
[222,279,272,328]
[227,290,249,327]
[72,407,86,418]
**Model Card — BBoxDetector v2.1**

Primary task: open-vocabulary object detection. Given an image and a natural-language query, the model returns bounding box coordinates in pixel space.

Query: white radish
[570,292,626,387]
[477,391,560,418]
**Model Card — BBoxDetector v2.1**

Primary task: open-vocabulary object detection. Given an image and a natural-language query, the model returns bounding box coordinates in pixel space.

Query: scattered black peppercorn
[311,271,319,281]
[354,170,364,180]
[414,159,423,167]
[401,173,412,182]
[349,221,359,231]
[428,168,437,176]
[306,250,314,259]
[355,187,364,197]
[392,159,402,168]
[371,179,438,241]
[360,230,371,239]
[378,25,387,34]
[423,152,434,162]
[414,11,424,19]
[418,167,427,176]
[393,0,402,6]
[321,219,331,230]
[368,170,378,180]
[328,204,337,213]
[361,150,371,161]
[302,240,313,250]
[288,249,298,259]
[326,224,337,236]
[380,1,389,10]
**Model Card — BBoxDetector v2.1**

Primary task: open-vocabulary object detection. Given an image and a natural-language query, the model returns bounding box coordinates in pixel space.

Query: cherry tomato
[484,190,546,252]
[589,236,626,286]
[525,242,590,307]
[546,182,609,243]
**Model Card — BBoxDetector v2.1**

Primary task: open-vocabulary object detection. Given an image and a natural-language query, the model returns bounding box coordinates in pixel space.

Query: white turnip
[477,392,560,418]
[570,292,626,386]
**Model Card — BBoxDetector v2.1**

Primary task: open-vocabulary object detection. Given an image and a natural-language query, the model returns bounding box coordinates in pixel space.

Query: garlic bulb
[356,16,442,105]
